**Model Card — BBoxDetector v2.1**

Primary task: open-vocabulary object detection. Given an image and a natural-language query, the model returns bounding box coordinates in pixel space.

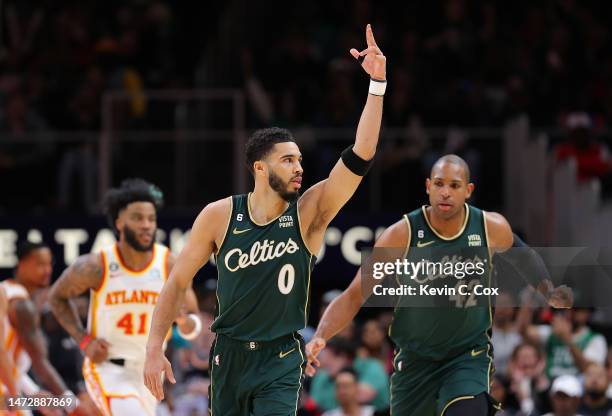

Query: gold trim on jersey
[402,214,411,259]
[113,243,157,275]
[296,199,316,257]
[303,255,314,328]
[440,395,475,416]
[216,196,233,254]
[421,203,470,241]
[247,192,289,226]
[292,332,305,416]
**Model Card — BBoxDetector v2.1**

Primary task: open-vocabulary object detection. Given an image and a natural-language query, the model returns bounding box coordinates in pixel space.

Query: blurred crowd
[2,0,612,211]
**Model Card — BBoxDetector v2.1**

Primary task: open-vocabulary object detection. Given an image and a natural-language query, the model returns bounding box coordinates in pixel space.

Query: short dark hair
[245,127,295,174]
[335,366,358,381]
[103,178,164,234]
[17,241,49,262]
[511,341,543,361]
[431,154,471,183]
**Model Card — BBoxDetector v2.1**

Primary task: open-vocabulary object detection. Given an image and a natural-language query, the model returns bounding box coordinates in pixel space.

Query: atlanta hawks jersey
[1,280,32,387]
[88,243,169,361]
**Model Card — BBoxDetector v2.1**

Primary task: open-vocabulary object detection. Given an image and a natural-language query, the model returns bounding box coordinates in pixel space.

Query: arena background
[2,1,612,415]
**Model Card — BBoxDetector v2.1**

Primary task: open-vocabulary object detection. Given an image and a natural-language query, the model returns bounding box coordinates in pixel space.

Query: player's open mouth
[291,177,302,187]
[438,203,452,211]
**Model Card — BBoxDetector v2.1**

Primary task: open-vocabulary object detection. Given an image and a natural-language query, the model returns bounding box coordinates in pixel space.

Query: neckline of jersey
[421,203,470,241]
[246,192,292,227]
[114,243,157,274]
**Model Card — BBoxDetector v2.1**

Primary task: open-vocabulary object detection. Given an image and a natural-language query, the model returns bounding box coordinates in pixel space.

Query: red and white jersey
[88,244,170,361]
[1,280,32,389]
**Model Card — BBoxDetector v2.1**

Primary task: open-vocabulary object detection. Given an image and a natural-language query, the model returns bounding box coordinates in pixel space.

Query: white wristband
[177,313,203,340]
[369,78,387,96]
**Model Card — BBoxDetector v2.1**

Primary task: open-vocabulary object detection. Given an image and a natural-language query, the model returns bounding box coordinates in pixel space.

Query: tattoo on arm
[12,299,68,395]
[49,254,102,343]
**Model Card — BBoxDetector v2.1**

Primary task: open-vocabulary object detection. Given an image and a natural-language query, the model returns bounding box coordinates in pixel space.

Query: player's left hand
[144,348,176,401]
[350,24,386,81]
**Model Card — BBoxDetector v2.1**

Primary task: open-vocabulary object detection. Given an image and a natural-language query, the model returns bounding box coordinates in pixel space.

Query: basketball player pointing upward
[144,24,386,416]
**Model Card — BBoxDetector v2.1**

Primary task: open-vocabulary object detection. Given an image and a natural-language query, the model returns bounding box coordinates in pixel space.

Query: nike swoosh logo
[279,348,295,359]
[416,240,435,247]
[471,348,486,357]
[232,227,252,235]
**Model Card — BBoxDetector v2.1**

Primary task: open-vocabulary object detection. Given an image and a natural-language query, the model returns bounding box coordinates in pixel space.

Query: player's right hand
[350,24,386,81]
[144,348,175,401]
[84,338,110,363]
[305,337,326,377]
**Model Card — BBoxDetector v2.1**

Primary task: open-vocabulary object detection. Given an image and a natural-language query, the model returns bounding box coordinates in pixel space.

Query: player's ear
[425,178,431,194]
[466,182,475,198]
[253,160,266,176]
[115,210,125,232]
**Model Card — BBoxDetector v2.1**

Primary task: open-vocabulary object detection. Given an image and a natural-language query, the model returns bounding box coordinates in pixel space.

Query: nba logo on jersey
[109,262,121,278]
[214,354,221,366]
[468,234,482,246]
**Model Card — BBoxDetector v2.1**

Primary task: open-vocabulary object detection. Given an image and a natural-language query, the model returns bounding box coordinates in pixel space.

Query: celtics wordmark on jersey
[211,194,316,341]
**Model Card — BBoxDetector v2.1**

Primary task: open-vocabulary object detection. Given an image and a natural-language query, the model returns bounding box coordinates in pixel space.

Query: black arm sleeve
[494,233,551,288]
[340,145,374,176]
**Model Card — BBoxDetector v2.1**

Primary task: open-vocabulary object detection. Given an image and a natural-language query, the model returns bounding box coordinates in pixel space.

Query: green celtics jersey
[390,204,493,360]
[545,328,597,378]
[211,193,316,341]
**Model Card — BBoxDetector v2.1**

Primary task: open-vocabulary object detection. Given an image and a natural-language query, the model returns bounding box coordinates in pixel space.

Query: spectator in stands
[523,308,607,379]
[492,292,524,375]
[322,368,375,416]
[310,337,389,413]
[555,112,612,192]
[579,363,612,415]
[543,374,583,416]
[507,342,551,415]
[172,377,209,416]
[357,320,393,374]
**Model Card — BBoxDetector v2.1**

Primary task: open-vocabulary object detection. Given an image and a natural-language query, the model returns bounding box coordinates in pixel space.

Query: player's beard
[269,169,299,202]
[123,224,155,252]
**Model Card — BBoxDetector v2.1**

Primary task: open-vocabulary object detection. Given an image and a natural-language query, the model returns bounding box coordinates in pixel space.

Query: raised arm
[144,197,229,400]
[305,218,408,376]
[298,24,386,253]
[0,286,17,395]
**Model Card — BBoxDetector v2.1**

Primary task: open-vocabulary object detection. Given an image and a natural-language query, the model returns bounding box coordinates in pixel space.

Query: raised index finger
[366,24,377,47]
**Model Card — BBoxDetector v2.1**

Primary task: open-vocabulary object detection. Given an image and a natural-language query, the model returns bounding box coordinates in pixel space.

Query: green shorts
[390,344,499,416]
[208,332,306,416]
